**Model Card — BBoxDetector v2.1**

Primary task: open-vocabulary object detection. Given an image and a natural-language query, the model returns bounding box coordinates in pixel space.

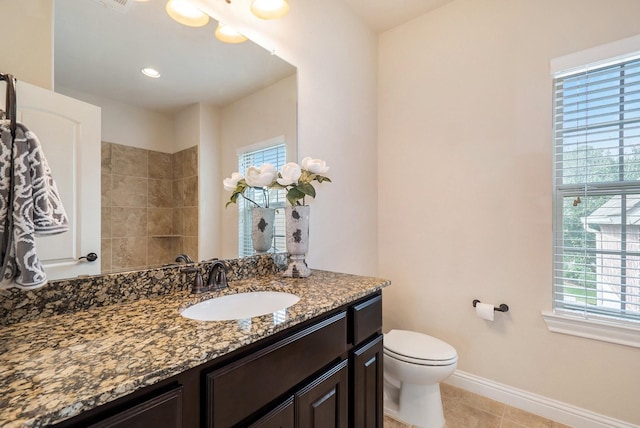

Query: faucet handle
[182,267,206,294]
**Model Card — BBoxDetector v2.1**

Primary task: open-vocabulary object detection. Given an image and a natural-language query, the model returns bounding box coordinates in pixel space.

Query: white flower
[301,157,329,175]
[223,172,243,191]
[277,162,302,186]
[245,163,277,187]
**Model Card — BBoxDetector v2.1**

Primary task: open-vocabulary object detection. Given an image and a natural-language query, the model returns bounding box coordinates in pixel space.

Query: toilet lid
[384,329,457,364]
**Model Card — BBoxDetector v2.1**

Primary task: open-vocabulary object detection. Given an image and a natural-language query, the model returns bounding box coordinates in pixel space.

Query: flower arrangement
[223,163,277,208]
[223,157,331,207]
[275,157,331,206]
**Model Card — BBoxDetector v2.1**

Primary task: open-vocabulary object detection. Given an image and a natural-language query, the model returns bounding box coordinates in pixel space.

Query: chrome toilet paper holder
[472,299,509,313]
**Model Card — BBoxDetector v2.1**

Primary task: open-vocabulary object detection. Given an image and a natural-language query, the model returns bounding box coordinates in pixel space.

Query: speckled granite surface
[0,268,389,428]
[0,254,287,327]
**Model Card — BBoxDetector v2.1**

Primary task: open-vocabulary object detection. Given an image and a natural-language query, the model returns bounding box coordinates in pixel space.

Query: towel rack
[0,73,17,138]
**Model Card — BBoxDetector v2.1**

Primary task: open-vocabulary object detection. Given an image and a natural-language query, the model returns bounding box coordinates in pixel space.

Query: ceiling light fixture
[250,0,289,20]
[141,67,161,78]
[166,0,210,27]
[166,0,289,44]
[215,22,248,44]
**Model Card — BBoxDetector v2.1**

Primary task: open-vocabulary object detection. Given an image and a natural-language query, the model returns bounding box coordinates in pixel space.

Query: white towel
[0,120,69,289]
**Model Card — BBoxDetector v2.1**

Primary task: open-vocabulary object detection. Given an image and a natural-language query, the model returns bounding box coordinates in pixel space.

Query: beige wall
[220,75,297,258]
[58,85,175,152]
[198,103,223,262]
[0,0,53,89]
[378,0,640,424]
[194,0,379,275]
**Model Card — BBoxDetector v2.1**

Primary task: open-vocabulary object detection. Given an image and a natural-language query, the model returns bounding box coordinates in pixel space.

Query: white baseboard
[445,370,639,428]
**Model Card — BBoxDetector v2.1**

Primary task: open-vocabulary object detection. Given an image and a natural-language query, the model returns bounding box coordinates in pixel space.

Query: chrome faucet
[206,260,230,291]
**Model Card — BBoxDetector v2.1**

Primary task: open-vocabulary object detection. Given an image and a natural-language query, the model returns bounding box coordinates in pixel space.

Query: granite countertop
[0,270,390,428]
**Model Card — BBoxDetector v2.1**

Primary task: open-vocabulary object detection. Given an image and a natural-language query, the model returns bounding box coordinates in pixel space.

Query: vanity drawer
[350,293,382,345]
[206,311,347,428]
[87,386,183,428]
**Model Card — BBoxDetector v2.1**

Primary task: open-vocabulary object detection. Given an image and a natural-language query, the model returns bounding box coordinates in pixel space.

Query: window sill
[541,311,640,348]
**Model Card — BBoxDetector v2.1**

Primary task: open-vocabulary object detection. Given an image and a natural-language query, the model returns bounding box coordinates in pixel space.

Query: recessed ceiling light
[141,67,161,78]
[166,0,210,27]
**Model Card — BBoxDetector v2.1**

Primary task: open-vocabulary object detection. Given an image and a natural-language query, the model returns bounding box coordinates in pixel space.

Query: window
[550,46,640,346]
[237,142,286,257]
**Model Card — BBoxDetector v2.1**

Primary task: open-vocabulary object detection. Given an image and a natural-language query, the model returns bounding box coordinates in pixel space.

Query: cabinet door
[352,334,383,428]
[295,360,348,428]
[207,312,347,427]
[248,397,295,428]
[88,387,183,428]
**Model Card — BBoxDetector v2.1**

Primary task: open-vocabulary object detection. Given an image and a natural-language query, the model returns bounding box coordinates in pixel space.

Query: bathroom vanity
[0,262,389,428]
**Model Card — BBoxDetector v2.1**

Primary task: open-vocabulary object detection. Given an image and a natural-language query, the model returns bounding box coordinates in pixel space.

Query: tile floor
[384,383,572,428]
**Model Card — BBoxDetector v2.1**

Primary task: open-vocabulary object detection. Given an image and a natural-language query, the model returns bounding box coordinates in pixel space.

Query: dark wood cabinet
[349,294,382,345]
[248,397,295,428]
[54,292,383,428]
[206,312,347,427]
[296,360,349,428]
[87,386,183,428]
[248,359,349,428]
[351,335,384,428]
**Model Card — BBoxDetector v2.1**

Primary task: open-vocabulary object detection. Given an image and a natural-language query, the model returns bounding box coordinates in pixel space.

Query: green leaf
[316,175,331,183]
[224,191,241,208]
[287,187,306,206]
[298,183,316,198]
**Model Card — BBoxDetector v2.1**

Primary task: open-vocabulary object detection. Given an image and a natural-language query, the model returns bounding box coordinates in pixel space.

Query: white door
[4,81,101,280]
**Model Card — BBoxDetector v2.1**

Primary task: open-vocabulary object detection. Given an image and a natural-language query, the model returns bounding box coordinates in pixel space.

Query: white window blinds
[237,143,286,257]
[553,56,640,324]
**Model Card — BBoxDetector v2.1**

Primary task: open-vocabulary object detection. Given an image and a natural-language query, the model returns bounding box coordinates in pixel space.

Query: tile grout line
[498,400,506,428]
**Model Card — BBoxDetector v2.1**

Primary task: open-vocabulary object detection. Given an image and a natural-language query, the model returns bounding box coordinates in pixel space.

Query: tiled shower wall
[101,142,198,272]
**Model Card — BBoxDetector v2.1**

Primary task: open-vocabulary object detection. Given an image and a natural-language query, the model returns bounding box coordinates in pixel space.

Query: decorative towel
[0,120,69,289]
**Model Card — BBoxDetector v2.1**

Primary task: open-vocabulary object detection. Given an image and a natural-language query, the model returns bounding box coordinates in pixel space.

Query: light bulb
[215,23,248,44]
[166,0,210,27]
[250,0,289,20]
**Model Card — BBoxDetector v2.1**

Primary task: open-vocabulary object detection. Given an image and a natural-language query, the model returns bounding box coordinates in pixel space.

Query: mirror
[52,0,297,278]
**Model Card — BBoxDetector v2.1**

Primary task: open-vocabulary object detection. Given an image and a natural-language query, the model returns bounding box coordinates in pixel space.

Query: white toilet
[383,329,458,428]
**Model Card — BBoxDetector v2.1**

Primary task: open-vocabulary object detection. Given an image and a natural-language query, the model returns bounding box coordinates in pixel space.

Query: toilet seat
[384,329,457,367]
[384,348,457,366]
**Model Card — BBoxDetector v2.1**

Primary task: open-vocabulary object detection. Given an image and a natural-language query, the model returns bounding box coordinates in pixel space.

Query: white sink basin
[180,291,300,321]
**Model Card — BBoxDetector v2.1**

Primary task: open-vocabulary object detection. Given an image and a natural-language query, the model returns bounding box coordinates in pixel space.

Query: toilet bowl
[383,329,457,428]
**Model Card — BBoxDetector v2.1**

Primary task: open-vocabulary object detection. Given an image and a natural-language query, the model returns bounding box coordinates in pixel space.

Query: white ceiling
[54,0,296,114]
[343,0,453,32]
[53,0,448,114]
